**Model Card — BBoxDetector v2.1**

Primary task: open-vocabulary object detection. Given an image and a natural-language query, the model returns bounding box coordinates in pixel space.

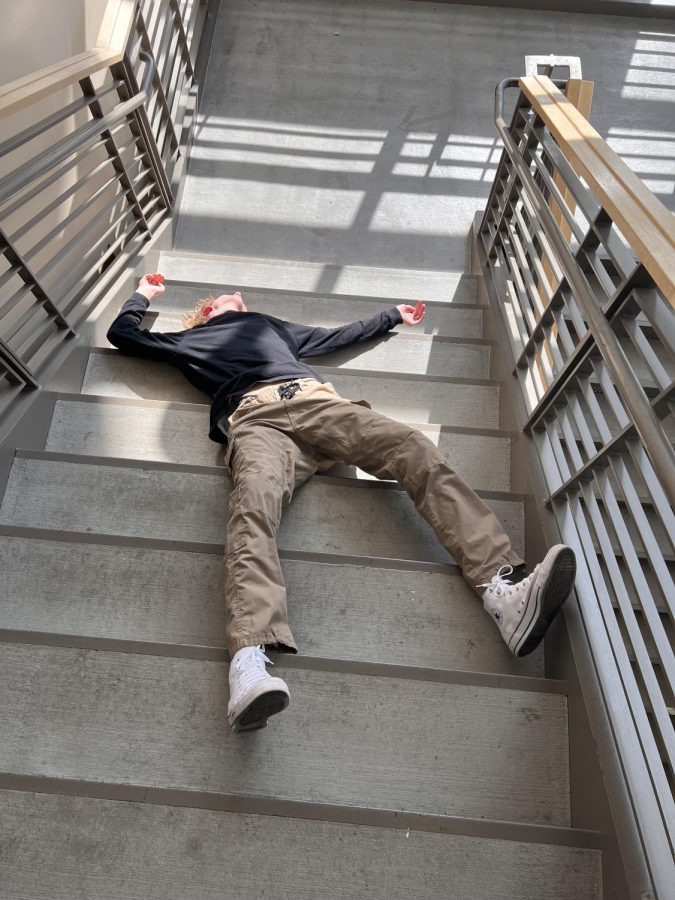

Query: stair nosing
[50,393,517,439]
[0,633,566,694]
[0,524,470,572]
[10,448,526,502]
[317,333,494,348]
[158,248,476,279]
[143,319,495,348]
[154,278,482,310]
[88,347,503,386]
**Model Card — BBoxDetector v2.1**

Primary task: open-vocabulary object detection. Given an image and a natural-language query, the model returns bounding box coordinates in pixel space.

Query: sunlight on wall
[623,33,675,100]
[621,85,675,102]
[190,146,376,174]
[606,128,675,195]
[192,125,503,183]
[633,35,675,51]
[368,191,482,235]
[198,115,388,140]
[618,32,675,195]
[189,176,365,228]
[392,163,490,181]
[187,116,503,248]
[192,117,501,190]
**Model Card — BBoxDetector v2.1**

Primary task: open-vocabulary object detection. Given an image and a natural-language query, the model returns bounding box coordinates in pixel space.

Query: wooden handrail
[519,74,675,307]
[0,0,135,119]
[95,0,136,53]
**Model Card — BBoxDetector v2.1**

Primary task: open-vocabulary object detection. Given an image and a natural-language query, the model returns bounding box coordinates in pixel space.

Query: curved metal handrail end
[138,50,157,99]
[494,77,566,127]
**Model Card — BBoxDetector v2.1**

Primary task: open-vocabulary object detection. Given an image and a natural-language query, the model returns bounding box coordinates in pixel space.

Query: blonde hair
[182,295,214,330]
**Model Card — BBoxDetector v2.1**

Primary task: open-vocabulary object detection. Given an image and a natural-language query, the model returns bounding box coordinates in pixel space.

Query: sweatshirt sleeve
[106,293,182,361]
[289,307,403,359]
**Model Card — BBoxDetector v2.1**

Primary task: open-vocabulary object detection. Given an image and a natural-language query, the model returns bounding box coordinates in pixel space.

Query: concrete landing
[175,0,675,271]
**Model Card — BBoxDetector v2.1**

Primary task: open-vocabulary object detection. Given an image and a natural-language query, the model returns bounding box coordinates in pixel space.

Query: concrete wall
[0,0,108,84]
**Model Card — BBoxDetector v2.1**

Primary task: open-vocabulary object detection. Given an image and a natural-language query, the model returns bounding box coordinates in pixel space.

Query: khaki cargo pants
[223,378,523,657]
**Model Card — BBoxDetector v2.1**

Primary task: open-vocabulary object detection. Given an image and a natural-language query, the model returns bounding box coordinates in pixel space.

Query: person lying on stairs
[107,273,577,733]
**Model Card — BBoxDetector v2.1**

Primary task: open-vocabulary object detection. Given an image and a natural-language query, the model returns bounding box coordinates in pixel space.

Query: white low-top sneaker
[479,545,577,657]
[227,645,290,733]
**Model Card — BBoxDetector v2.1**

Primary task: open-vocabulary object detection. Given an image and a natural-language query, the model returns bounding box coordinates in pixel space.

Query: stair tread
[96,328,491,378]
[82,352,501,429]
[0,643,568,825]
[0,536,542,677]
[120,283,485,338]
[0,455,525,562]
[158,250,478,303]
[0,790,601,900]
[46,398,512,492]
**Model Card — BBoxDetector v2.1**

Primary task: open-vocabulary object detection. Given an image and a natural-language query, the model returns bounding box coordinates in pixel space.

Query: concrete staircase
[0,250,602,897]
[0,0,628,892]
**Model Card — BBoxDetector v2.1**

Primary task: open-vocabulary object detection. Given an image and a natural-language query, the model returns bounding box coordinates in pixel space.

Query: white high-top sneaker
[227,645,290,733]
[479,545,576,657]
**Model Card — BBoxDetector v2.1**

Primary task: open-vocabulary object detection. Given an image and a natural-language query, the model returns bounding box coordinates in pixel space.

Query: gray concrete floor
[175,0,675,280]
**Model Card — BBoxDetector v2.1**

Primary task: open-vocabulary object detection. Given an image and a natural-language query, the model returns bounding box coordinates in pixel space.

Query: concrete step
[45,396,513,492]
[0,642,567,825]
[83,351,502,429]
[137,282,485,337]
[0,790,601,900]
[0,535,541,677]
[157,251,480,304]
[0,453,524,563]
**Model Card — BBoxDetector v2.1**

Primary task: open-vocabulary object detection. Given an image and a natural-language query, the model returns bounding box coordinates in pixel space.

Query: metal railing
[0,0,207,423]
[478,72,674,898]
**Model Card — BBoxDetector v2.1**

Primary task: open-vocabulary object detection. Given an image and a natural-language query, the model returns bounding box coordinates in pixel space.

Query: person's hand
[396,300,426,326]
[137,273,166,301]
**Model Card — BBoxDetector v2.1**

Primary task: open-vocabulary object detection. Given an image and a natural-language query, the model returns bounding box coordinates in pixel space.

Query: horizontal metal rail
[479,74,675,899]
[0,81,125,158]
[0,0,209,423]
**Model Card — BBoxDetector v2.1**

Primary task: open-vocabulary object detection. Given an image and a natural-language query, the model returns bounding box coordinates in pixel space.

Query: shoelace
[477,564,515,597]
[233,646,273,692]
[477,564,537,599]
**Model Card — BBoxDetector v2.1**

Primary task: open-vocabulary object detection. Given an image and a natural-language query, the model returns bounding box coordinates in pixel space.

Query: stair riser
[158,252,479,304]
[83,354,502,429]
[46,401,512,492]
[0,537,542,676]
[0,644,569,824]
[0,458,524,563]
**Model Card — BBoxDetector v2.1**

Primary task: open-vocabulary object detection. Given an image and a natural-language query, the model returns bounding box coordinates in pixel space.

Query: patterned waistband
[236,377,320,408]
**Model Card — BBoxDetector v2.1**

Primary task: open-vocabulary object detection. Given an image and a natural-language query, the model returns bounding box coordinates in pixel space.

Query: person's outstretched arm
[290,302,426,358]
[107,274,181,361]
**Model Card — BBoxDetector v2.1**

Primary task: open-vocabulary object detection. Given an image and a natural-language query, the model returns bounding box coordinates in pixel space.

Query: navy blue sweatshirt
[107,293,403,444]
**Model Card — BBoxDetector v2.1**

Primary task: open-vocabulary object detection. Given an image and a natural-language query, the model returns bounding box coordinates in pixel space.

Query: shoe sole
[511,546,577,658]
[230,690,290,734]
